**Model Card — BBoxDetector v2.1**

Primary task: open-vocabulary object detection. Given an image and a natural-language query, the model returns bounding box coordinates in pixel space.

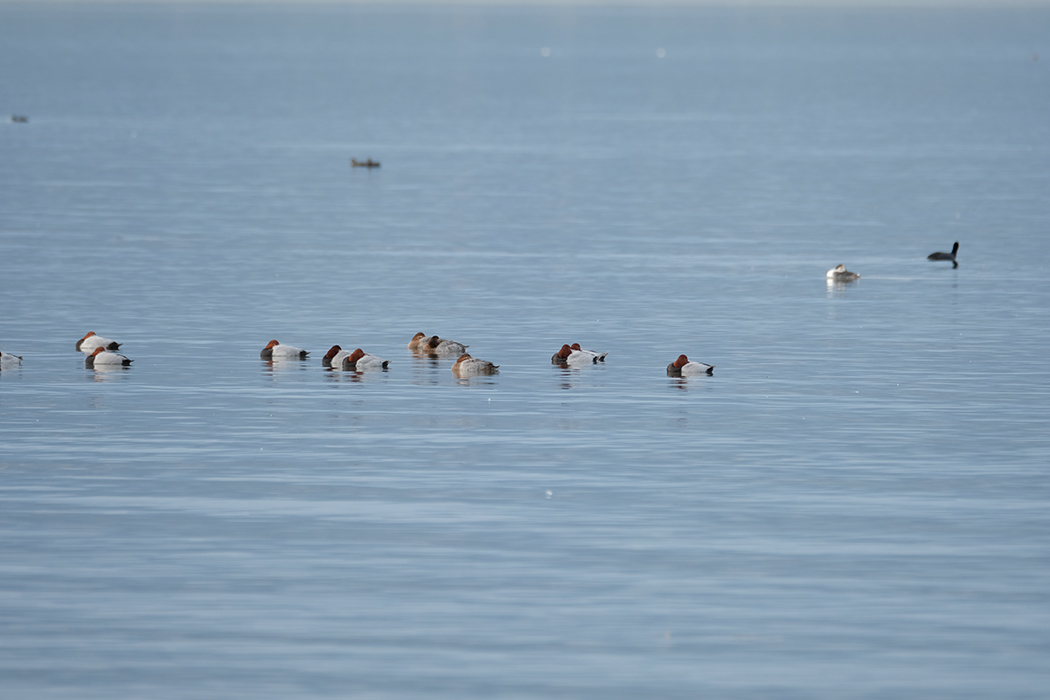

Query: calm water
[2,3,1049,698]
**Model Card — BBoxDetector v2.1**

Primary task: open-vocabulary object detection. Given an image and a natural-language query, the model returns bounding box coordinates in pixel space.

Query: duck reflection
[554,364,580,390]
[409,354,445,386]
[454,375,499,388]
[88,365,132,382]
[668,376,691,392]
[826,277,858,299]
[668,374,717,392]
[261,360,312,379]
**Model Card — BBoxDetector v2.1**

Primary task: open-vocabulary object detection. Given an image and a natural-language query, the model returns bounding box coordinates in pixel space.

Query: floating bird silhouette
[927,242,959,269]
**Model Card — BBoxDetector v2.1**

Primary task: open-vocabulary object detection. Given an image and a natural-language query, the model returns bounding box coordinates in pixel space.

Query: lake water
[1,2,1049,698]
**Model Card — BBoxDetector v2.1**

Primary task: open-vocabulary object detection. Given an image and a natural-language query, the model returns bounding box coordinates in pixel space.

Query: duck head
[75,331,97,351]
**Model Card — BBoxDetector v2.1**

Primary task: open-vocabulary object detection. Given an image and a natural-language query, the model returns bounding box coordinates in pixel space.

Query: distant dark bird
[927,242,959,269]
[11,115,28,123]
[351,158,380,168]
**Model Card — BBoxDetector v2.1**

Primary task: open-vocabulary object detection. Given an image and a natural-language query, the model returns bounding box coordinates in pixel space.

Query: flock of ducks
[0,331,707,378]
[257,335,712,377]
[828,241,960,282]
[0,332,134,370]
[0,245,961,377]
[76,332,132,367]
[260,333,494,375]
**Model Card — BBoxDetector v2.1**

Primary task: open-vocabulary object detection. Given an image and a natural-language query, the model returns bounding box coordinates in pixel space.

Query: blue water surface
[1,3,1049,698]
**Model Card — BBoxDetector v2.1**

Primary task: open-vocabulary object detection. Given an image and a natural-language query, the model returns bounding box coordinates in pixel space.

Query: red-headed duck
[452,353,499,376]
[666,354,714,376]
[86,346,132,367]
[322,344,353,368]
[76,332,121,354]
[261,339,308,360]
[826,264,860,282]
[0,350,23,367]
[340,348,389,371]
[551,343,607,365]
[927,241,959,268]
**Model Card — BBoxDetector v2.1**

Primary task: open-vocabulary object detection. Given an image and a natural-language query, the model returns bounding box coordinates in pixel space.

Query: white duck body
[680,361,715,376]
[452,354,499,376]
[566,351,597,366]
[86,347,132,367]
[826,264,860,282]
[76,332,121,354]
[570,343,608,362]
[0,351,23,367]
[261,340,309,360]
[340,348,390,371]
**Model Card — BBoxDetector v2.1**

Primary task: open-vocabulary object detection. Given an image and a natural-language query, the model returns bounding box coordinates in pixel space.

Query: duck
[570,343,608,362]
[340,348,390,371]
[452,353,499,376]
[422,335,469,357]
[260,339,309,360]
[0,351,23,367]
[826,264,860,282]
[551,343,607,365]
[666,354,714,376]
[322,344,354,368]
[927,241,959,268]
[76,332,121,354]
[551,344,577,364]
[409,332,469,355]
[408,332,434,351]
[86,346,132,367]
